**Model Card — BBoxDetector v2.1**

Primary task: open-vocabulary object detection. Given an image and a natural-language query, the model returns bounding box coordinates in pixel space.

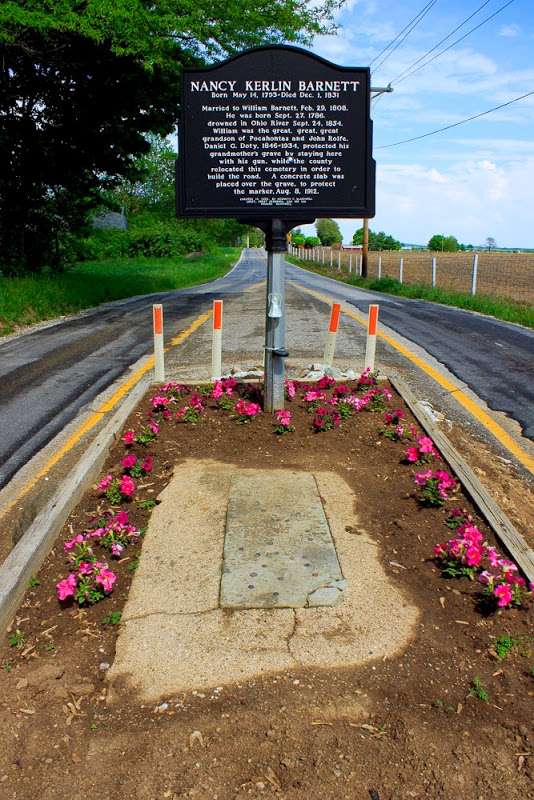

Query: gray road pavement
[0,248,533,491]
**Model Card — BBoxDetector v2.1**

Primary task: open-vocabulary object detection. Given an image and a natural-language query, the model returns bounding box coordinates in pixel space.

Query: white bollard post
[153,304,165,383]
[337,251,341,271]
[471,254,478,295]
[364,304,379,372]
[378,255,382,279]
[399,257,404,284]
[349,253,352,274]
[359,254,363,276]
[432,256,437,288]
[323,303,341,366]
[330,249,333,269]
[211,299,223,380]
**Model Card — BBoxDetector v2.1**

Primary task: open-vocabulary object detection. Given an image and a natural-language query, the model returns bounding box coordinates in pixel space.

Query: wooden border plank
[390,374,534,582]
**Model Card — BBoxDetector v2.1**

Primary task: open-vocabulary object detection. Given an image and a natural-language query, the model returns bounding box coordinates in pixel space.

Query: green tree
[353,227,401,251]
[1,0,340,273]
[305,235,321,248]
[428,234,459,252]
[316,218,342,246]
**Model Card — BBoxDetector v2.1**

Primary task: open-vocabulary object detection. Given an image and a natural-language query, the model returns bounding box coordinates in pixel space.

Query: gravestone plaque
[177,45,375,220]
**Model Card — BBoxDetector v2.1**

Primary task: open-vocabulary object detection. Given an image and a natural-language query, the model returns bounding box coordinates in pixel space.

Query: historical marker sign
[176,45,375,220]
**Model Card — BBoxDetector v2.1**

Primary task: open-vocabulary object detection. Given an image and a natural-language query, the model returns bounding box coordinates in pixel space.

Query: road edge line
[0,377,150,633]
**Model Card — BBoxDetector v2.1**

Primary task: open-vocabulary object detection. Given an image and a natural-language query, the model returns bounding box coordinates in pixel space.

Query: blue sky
[299,0,534,247]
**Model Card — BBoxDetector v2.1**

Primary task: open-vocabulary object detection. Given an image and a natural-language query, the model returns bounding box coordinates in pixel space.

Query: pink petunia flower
[95,567,117,594]
[405,446,420,463]
[275,409,292,427]
[97,474,113,492]
[56,574,77,601]
[494,583,513,607]
[285,380,296,400]
[121,454,137,470]
[147,420,160,435]
[119,475,136,497]
[64,534,85,552]
[414,469,433,487]
[122,430,135,445]
[111,543,124,557]
[151,395,170,409]
[141,456,153,473]
[417,436,435,454]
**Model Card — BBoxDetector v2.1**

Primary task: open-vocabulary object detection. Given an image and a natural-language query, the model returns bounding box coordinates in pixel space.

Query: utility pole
[362,217,369,278]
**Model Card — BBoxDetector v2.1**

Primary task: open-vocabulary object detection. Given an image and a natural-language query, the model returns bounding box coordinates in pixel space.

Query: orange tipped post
[211,299,223,380]
[364,304,379,372]
[153,304,165,382]
[323,302,341,366]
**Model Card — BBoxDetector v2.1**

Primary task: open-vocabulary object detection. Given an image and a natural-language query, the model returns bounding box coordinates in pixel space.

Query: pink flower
[141,456,153,473]
[189,393,204,412]
[414,469,433,486]
[395,424,405,438]
[78,561,95,576]
[235,399,261,418]
[56,574,77,601]
[121,454,137,470]
[95,567,117,594]
[97,474,113,492]
[151,395,170,409]
[478,570,495,586]
[317,375,336,389]
[275,410,292,427]
[405,446,420,463]
[114,511,129,525]
[417,436,435,454]
[111,543,124,557]
[494,583,513,607]
[303,390,326,403]
[122,430,135,445]
[465,545,484,567]
[119,475,136,497]
[487,547,500,568]
[333,384,350,398]
[64,534,85,552]
[346,395,369,412]
[147,420,160,435]
[212,381,223,399]
[285,380,296,400]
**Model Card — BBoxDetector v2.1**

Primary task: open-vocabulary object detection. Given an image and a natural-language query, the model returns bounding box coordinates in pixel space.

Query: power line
[393,0,515,87]
[391,0,493,85]
[370,0,439,73]
[376,89,534,149]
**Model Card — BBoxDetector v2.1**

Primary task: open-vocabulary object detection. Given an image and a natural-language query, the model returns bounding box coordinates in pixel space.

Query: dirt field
[308,247,534,305]
[0,377,532,800]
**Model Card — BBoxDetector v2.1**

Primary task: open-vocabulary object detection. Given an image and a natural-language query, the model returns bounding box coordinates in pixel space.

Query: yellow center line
[292,282,534,476]
[0,309,213,520]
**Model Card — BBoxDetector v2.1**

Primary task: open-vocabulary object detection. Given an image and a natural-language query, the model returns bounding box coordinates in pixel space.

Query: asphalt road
[1,248,533,490]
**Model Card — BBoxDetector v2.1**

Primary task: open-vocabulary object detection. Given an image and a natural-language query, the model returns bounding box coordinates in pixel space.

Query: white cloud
[499,24,521,37]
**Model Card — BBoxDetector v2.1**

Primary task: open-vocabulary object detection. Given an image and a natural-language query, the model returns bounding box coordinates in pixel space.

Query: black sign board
[176,45,375,221]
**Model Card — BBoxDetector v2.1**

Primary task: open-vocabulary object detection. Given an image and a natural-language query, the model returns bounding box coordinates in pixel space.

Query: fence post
[349,253,352,274]
[399,257,404,284]
[378,255,382,279]
[359,254,363,276]
[330,249,333,269]
[338,251,341,271]
[153,304,165,383]
[322,248,325,264]
[432,256,437,288]
[471,254,478,295]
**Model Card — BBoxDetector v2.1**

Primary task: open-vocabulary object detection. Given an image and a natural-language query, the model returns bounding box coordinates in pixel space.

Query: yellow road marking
[293,282,534,475]
[0,309,212,520]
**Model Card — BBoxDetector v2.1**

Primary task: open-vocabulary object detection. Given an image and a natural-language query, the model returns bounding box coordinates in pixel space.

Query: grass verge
[288,256,534,330]
[0,247,240,336]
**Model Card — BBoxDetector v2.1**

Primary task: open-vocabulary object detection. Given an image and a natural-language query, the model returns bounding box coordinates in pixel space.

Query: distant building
[342,245,362,252]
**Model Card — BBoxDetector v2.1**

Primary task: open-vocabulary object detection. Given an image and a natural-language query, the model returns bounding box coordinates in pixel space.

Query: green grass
[0,247,240,336]
[288,256,534,330]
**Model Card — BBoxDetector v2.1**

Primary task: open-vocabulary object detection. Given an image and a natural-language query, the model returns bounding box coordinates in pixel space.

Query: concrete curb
[0,377,150,632]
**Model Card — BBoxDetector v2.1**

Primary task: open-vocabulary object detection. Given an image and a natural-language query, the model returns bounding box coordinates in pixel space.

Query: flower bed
[1,371,533,800]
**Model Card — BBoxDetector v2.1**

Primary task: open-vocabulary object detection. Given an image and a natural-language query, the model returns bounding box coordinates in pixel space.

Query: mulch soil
[0,377,532,800]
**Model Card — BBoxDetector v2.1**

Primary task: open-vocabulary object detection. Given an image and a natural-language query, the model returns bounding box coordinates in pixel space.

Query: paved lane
[287,261,534,441]
[0,251,265,489]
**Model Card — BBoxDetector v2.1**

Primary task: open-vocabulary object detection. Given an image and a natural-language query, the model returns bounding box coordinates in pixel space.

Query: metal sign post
[264,220,287,411]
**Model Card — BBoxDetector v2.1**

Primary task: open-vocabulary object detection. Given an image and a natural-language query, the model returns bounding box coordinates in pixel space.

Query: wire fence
[288,246,534,306]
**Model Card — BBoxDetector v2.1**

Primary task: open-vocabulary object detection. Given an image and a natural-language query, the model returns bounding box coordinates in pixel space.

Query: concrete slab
[109,460,419,701]
[221,471,345,608]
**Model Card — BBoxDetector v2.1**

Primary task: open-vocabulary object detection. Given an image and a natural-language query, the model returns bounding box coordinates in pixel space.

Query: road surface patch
[109,460,418,699]
[221,471,345,608]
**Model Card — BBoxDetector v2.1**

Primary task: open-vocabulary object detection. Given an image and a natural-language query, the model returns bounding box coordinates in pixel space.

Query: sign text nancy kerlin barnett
[176,46,375,221]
